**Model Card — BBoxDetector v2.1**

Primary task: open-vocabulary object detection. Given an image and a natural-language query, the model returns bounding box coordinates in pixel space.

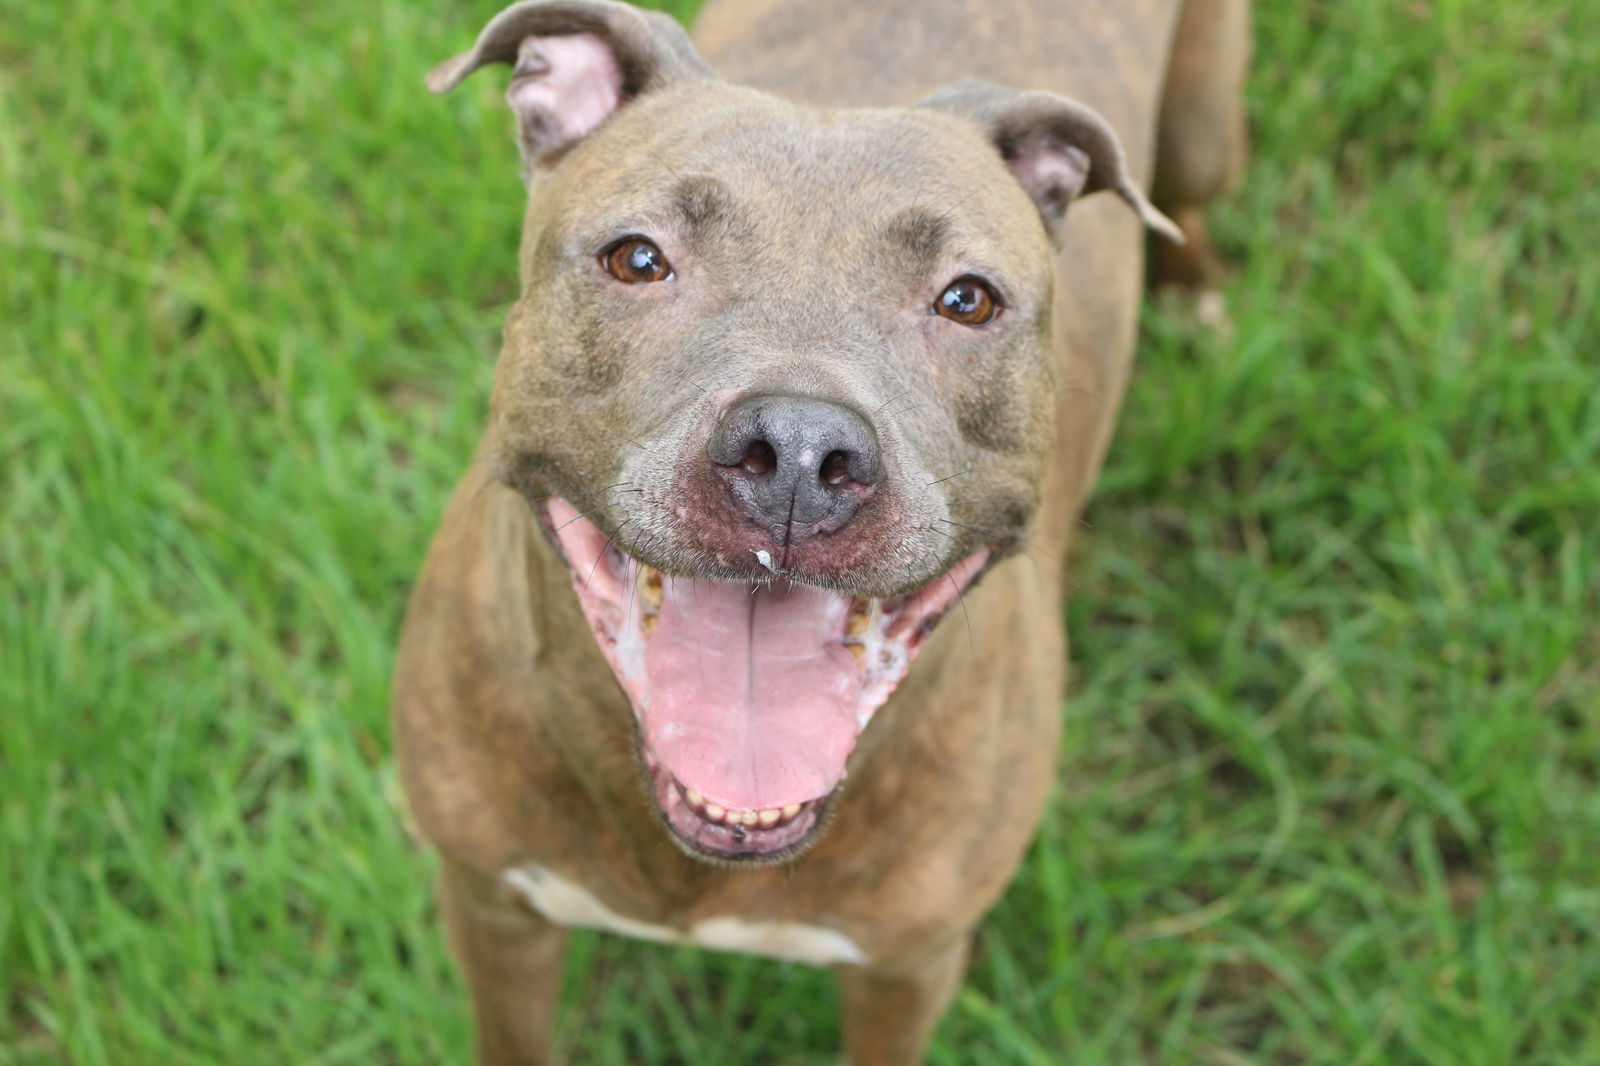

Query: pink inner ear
[1009,137,1090,211]
[507,33,624,146]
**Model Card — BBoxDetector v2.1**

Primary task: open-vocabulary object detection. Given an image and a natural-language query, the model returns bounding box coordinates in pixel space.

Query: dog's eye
[602,238,674,284]
[933,276,1000,326]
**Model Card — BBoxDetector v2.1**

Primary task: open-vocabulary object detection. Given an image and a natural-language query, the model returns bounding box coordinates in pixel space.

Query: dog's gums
[540,497,989,861]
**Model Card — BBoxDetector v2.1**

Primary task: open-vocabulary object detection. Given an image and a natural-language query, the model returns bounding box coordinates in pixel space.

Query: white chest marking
[503,865,867,967]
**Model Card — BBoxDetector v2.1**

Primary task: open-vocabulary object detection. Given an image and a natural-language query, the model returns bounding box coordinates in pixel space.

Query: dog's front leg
[836,934,972,1065]
[440,865,568,1066]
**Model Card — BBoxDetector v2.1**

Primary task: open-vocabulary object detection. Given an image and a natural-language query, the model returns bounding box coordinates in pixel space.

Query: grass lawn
[2,0,1597,1063]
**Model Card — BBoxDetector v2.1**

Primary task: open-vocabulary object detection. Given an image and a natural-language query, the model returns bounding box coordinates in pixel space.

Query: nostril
[708,394,882,533]
[819,450,851,486]
[740,440,777,476]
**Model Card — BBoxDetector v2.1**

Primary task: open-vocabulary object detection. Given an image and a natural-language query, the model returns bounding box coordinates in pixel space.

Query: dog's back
[695,0,1176,148]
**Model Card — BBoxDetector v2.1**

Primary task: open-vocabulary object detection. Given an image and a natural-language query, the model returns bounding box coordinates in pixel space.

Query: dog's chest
[503,864,867,967]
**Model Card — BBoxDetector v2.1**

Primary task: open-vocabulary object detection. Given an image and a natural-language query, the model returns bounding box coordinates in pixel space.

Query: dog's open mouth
[540,497,988,861]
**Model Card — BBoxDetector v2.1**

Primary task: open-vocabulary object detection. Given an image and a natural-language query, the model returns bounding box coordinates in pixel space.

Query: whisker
[874,390,911,415]
[936,518,1011,536]
[553,501,623,533]
[945,566,976,660]
[582,521,632,593]
[545,480,628,503]
[934,518,1060,573]
[626,527,667,633]
[893,539,979,662]
[926,465,972,487]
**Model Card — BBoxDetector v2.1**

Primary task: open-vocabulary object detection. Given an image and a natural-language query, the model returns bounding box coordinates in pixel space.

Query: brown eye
[934,276,1000,326]
[602,238,674,284]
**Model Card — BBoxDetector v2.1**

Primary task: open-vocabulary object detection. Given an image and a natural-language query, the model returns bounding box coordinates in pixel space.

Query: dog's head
[431,0,1177,862]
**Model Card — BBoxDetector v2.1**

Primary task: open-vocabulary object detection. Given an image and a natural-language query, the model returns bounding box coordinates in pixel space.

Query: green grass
[2,0,1596,1063]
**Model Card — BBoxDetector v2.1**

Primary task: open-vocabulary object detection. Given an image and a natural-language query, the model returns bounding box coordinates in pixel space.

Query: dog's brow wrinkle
[883,208,951,262]
[672,175,735,231]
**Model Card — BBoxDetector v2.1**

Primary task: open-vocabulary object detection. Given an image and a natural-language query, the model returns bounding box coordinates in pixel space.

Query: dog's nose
[708,394,883,534]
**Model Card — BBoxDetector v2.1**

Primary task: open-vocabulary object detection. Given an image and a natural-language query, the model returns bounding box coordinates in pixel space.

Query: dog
[392,0,1249,1061]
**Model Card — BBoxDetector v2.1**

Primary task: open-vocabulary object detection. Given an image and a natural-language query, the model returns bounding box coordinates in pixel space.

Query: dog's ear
[427,0,715,178]
[919,80,1183,244]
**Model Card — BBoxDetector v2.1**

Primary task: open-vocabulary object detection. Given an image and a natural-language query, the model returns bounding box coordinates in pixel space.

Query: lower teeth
[681,787,803,829]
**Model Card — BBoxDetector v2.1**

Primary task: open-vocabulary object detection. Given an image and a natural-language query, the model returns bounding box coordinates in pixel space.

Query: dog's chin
[535,497,990,865]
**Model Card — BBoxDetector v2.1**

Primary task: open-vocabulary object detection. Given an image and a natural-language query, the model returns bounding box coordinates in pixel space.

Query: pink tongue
[643,579,859,811]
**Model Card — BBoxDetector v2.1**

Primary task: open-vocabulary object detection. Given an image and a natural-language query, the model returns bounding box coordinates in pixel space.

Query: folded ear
[427,0,716,178]
[919,80,1183,244]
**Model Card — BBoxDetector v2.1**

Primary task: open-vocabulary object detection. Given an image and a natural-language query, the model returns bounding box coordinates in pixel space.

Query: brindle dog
[393,1,1249,1061]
